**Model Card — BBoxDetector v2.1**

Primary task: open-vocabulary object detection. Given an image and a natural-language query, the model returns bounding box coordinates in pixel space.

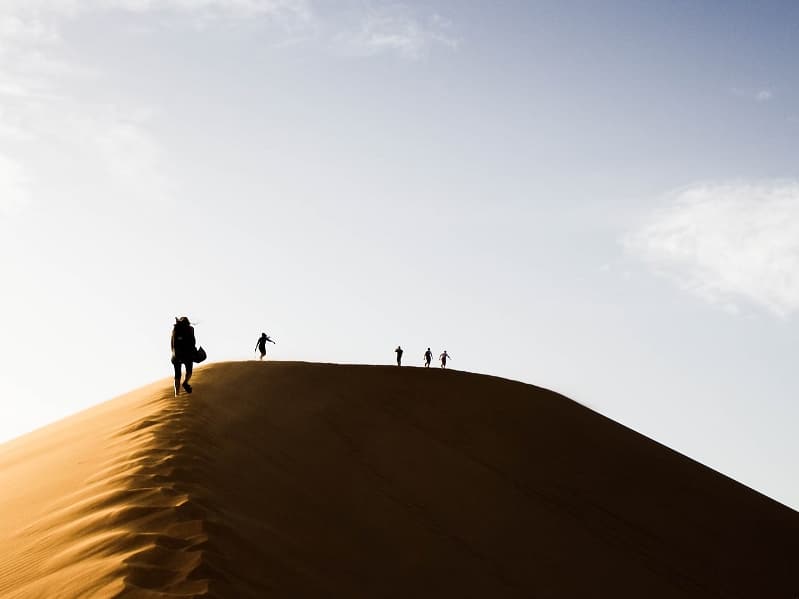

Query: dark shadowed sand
[0,361,796,598]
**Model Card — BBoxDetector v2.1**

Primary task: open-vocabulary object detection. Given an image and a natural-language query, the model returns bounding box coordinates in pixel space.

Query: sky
[1,0,799,509]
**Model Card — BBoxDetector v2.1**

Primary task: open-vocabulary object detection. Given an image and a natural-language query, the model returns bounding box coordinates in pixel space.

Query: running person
[255,332,275,360]
[171,316,197,396]
[439,350,451,369]
[423,348,433,367]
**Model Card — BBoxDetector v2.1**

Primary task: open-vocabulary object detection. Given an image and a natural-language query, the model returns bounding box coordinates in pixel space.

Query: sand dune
[0,361,796,598]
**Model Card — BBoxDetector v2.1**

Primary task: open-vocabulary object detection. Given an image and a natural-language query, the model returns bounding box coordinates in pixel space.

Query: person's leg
[173,360,181,395]
[182,360,193,393]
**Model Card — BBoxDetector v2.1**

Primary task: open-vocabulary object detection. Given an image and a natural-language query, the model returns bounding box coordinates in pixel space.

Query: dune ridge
[1,361,797,598]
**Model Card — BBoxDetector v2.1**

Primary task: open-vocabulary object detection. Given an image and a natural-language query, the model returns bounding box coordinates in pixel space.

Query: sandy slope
[0,362,796,598]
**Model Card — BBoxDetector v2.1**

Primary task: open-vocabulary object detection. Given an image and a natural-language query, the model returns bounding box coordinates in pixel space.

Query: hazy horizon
[2,0,799,509]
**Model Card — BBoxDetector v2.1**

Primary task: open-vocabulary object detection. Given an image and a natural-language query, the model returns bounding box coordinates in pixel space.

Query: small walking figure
[395,345,404,366]
[423,347,433,368]
[439,350,451,369]
[171,316,197,396]
[255,332,275,360]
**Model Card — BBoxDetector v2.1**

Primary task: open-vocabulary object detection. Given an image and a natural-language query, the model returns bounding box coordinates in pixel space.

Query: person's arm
[268,336,275,343]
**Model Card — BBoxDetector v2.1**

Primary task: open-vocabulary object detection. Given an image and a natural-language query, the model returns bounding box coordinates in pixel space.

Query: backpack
[172,321,195,355]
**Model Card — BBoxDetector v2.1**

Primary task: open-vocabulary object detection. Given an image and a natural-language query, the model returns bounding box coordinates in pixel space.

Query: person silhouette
[439,350,451,369]
[395,345,404,366]
[255,332,275,360]
[424,347,433,368]
[171,316,197,396]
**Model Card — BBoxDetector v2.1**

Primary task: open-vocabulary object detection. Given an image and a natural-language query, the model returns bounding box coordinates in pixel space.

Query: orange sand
[0,361,796,598]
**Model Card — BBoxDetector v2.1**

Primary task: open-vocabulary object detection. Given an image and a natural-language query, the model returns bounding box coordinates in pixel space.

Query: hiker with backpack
[424,348,433,368]
[171,316,199,396]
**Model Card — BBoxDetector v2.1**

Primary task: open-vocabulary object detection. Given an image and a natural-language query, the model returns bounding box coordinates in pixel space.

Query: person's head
[261,332,266,338]
[175,316,190,326]
[427,347,430,351]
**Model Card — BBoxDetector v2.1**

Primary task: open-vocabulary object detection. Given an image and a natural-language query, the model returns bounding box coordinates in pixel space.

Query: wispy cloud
[731,87,774,102]
[0,12,59,46]
[0,0,316,42]
[68,106,174,203]
[0,0,312,19]
[0,155,30,215]
[624,182,799,317]
[335,5,459,60]
[120,0,315,31]
[0,1,248,212]
[0,1,458,213]
[755,89,773,102]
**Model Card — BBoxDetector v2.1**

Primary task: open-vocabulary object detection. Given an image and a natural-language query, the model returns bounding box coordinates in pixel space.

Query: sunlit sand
[0,361,796,597]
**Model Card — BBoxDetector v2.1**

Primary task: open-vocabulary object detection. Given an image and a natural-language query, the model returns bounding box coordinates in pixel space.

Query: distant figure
[171,316,197,396]
[254,332,275,360]
[395,345,404,366]
[423,347,433,368]
[439,350,451,369]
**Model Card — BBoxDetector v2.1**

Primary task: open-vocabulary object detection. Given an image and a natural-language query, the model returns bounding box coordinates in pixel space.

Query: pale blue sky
[1,1,798,508]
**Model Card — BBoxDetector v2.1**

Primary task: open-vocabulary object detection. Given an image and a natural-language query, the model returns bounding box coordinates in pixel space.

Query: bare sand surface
[0,361,796,598]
